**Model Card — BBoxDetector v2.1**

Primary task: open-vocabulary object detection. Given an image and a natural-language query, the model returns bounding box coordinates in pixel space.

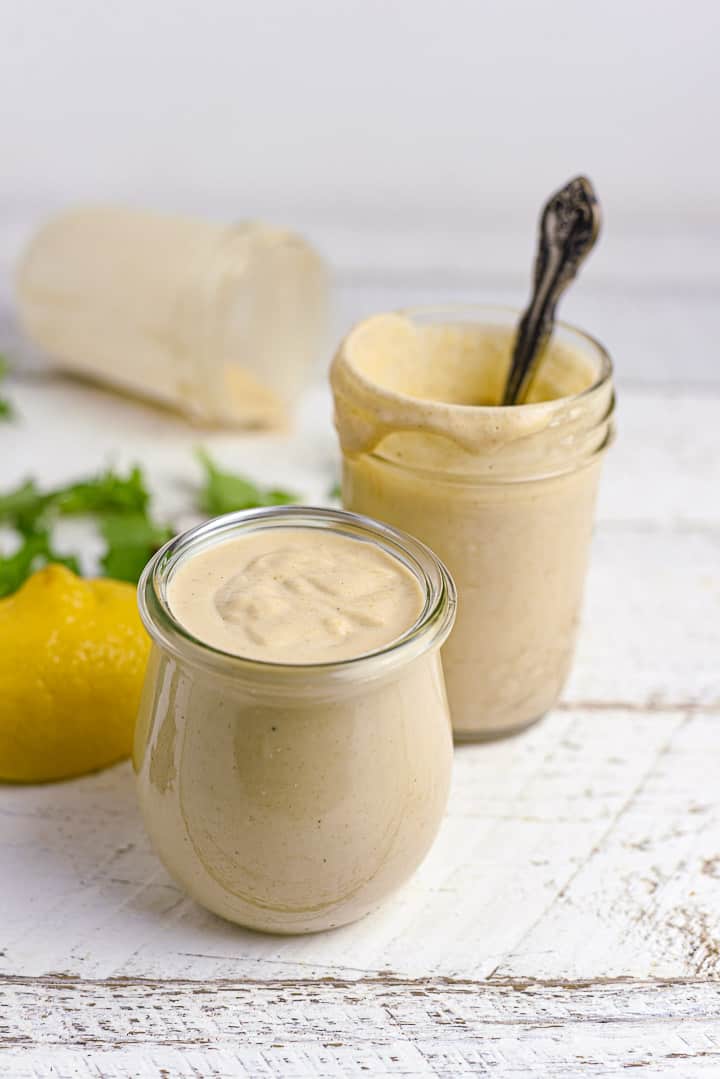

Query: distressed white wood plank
[4,381,719,713]
[567,528,720,710]
[595,385,720,528]
[0,1047,437,1079]
[1,362,718,1072]
[2,379,720,534]
[4,710,720,983]
[4,375,720,709]
[2,1047,718,1079]
[0,378,339,532]
[2,977,720,1078]
[499,712,720,980]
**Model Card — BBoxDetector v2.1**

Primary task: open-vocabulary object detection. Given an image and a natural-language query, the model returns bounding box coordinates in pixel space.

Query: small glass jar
[135,506,456,934]
[331,305,615,741]
[16,206,328,427]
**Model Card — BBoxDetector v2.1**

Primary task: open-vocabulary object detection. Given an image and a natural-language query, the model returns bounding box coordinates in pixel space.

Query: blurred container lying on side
[15,206,328,428]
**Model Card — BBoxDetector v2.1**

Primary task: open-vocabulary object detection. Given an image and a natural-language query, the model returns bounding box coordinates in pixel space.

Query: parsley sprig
[0,531,81,598]
[195,449,298,515]
[0,451,302,596]
[0,357,15,421]
[0,466,168,595]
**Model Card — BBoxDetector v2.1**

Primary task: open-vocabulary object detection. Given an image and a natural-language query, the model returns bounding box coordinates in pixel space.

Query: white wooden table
[1,239,719,1075]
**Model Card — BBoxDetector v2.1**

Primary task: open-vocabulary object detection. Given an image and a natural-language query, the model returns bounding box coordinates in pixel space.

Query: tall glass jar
[331,305,615,741]
[135,507,456,934]
[16,206,328,427]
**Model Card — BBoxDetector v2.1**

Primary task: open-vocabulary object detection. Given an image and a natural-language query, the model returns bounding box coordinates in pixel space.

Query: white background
[1,0,718,382]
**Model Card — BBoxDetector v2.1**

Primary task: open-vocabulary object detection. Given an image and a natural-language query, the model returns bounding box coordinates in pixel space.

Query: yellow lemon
[0,565,150,782]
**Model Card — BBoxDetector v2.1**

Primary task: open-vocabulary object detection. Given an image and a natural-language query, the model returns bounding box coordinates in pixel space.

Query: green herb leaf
[99,512,173,584]
[0,466,150,535]
[0,530,81,599]
[0,478,52,533]
[0,465,156,593]
[55,465,150,517]
[328,481,341,501]
[0,356,14,422]
[196,448,299,516]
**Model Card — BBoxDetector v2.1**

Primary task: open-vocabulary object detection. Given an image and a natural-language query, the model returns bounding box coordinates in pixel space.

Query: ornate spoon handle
[502,176,601,406]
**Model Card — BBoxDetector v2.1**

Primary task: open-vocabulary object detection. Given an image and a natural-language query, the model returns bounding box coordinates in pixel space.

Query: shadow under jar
[331,305,615,742]
[134,507,456,934]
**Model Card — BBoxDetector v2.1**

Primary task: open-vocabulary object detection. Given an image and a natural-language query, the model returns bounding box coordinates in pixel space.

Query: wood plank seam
[2,973,720,990]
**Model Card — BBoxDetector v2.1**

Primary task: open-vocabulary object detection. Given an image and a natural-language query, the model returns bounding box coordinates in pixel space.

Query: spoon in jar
[501,175,602,406]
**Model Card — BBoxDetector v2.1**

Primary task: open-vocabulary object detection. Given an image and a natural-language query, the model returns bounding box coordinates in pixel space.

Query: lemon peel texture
[0,565,150,782]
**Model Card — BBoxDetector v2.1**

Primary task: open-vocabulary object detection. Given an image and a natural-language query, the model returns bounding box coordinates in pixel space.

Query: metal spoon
[501,175,601,406]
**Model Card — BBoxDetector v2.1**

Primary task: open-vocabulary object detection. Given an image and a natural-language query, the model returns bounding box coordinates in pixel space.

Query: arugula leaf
[196,448,299,516]
[0,356,15,422]
[0,530,81,599]
[99,512,173,584]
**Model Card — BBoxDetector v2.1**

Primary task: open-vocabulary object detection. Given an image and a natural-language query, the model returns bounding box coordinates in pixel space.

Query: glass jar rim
[363,417,615,486]
[343,302,613,413]
[138,505,456,683]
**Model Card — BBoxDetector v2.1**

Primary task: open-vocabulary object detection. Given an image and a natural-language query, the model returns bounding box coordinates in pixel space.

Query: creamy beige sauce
[134,640,453,933]
[135,518,453,934]
[330,314,603,465]
[167,527,425,664]
[331,313,614,739]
